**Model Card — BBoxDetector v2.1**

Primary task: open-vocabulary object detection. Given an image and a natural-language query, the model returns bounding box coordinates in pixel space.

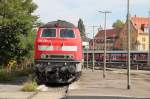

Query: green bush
[21,80,37,92]
[0,70,16,81]
[0,68,34,82]
[15,68,33,77]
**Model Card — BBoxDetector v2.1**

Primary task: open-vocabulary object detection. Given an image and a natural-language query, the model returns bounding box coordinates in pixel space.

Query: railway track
[27,84,70,99]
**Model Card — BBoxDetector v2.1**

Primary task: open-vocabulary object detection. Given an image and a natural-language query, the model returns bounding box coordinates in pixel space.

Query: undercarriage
[34,61,81,84]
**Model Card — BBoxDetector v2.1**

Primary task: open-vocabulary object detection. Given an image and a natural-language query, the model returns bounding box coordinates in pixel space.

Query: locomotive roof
[40,20,76,28]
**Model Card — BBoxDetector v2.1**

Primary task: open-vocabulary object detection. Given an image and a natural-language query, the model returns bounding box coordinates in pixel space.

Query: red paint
[34,25,82,61]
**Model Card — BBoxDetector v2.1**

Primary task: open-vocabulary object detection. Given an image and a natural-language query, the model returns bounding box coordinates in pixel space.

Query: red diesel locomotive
[34,20,82,84]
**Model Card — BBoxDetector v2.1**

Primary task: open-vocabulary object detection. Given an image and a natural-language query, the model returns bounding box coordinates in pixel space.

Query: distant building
[89,16,149,51]
[82,36,90,50]
[82,41,89,50]
[89,28,122,50]
[114,18,138,50]
[116,16,149,51]
[131,16,149,51]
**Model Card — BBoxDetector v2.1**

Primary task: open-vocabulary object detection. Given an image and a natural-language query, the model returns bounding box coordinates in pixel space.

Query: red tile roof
[131,16,148,33]
[95,28,122,39]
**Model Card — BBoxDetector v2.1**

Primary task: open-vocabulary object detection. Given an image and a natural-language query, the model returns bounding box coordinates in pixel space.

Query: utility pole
[86,46,89,69]
[127,0,131,90]
[89,26,98,72]
[148,9,150,65]
[98,11,111,78]
[86,33,90,69]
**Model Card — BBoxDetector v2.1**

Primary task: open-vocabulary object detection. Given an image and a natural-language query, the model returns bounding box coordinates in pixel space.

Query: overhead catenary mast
[127,0,131,90]
[89,25,98,72]
[148,9,150,65]
[98,11,111,78]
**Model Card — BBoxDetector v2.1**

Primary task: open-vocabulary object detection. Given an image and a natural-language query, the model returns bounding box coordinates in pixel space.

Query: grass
[0,68,34,82]
[0,70,16,81]
[0,67,38,92]
[21,79,38,92]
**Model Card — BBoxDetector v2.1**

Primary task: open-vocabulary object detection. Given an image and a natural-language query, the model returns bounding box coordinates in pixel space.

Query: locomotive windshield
[60,29,75,38]
[41,29,56,37]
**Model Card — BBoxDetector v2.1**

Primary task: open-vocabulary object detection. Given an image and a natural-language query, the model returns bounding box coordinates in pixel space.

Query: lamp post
[92,27,95,72]
[98,11,111,78]
[86,33,90,69]
[127,0,131,90]
[89,26,98,72]
[148,9,150,65]
[86,46,89,69]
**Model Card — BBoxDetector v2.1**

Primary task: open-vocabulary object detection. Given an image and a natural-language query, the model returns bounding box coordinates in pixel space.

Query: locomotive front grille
[41,54,73,59]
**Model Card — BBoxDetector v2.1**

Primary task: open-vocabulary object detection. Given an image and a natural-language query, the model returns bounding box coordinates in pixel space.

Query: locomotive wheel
[34,67,46,85]
[36,76,43,85]
[35,73,47,85]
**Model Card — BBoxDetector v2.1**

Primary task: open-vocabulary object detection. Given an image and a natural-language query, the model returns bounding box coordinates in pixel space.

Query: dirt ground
[0,68,150,99]
[67,69,150,98]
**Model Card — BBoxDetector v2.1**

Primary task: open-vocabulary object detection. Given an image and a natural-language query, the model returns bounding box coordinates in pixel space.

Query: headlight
[41,54,45,59]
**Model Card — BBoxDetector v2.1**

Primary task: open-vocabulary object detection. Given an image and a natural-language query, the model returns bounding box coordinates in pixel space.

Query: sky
[33,0,150,37]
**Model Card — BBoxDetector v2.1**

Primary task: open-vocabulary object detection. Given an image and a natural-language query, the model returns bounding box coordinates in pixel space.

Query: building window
[142,37,145,42]
[141,24,145,31]
[142,44,145,50]
[144,27,148,32]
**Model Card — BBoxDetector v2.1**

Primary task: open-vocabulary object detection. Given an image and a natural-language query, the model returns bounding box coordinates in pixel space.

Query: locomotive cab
[34,20,82,84]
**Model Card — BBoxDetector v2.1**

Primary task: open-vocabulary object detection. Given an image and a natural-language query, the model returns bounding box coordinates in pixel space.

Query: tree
[0,0,38,67]
[77,18,86,40]
[112,20,124,28]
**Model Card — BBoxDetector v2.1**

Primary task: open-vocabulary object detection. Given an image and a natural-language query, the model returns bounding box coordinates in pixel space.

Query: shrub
[21,80,37,92]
